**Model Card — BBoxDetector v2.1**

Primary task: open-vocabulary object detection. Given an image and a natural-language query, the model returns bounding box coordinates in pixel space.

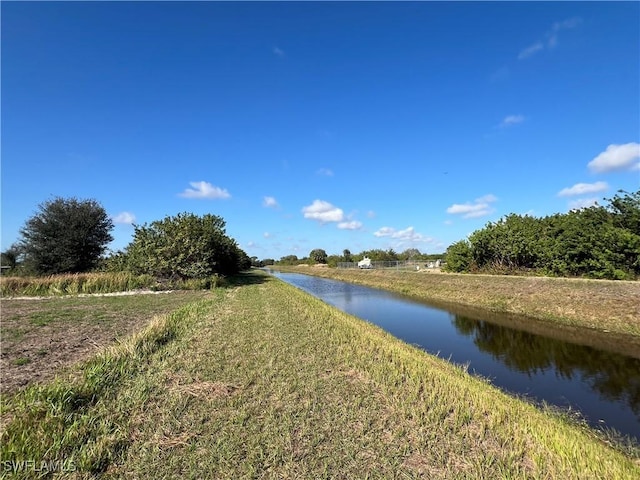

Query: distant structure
[357,256,372,269]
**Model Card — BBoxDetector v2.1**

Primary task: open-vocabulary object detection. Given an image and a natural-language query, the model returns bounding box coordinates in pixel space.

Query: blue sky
[2,2,639,260]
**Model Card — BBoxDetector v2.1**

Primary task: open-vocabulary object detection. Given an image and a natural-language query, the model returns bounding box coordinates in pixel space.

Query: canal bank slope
[275,267,640,341]
[2,271,638,478]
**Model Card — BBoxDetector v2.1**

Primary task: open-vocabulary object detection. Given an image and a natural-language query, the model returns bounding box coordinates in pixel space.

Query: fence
[337,260,442,270]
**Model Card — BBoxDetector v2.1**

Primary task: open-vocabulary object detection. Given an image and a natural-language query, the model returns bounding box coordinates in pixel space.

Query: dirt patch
[0,291,209,394]
[1,321,137,392]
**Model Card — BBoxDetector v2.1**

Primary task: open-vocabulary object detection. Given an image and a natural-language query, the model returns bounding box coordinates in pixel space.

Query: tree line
[6,190,637,281]
[1,197,251,278]
[266,248,444,268]
[443,190,640,279]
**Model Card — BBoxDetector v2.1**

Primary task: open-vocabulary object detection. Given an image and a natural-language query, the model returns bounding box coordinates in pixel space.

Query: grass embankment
[1,271,637,478]
[0,272,223,297]
[276,267,640,339]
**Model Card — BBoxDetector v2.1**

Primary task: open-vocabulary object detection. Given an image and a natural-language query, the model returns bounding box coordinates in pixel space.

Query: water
[272,271,640,442]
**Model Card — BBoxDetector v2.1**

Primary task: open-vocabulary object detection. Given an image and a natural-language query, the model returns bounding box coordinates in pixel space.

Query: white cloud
[112,211,135,224]
[374,226,433,244]
[302,199,345,223]
[518,42,544,60]
[518,17,582,60]
[568,197,598,210]
[558,181,608,197]
[247,241,256,248]
[179,181,231,199]
[476,194,498,203]
[316,168,334,177]
[273,46,285,57]
[263,232,272,238]
[374,227,395,238]
[337,221,363,230]
[552,17,582,32]
[587,143,640,173]
[446,194,498,219]
[500,115,525,127]
[366,210,376,219]
[454,206,493,218]
[263,196,279,208]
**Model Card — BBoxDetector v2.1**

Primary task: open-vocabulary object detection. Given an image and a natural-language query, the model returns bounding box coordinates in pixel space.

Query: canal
[271,271,640,442]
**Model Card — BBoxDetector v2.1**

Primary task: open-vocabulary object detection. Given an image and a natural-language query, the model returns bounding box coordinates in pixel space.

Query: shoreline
[270,267,640,355]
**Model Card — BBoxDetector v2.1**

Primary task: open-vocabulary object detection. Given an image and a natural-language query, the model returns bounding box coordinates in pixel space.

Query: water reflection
[272,271,640,441]
[452,316,640,417]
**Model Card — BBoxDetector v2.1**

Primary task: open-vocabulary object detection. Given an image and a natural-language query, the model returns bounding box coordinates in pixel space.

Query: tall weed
[0,272,224,297]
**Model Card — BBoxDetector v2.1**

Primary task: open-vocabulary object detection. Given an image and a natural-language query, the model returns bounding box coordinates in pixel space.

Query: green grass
[1,271,638,478]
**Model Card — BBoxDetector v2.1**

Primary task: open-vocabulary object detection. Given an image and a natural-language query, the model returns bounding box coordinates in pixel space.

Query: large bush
[122,212,249,279]
[444,190,640,279]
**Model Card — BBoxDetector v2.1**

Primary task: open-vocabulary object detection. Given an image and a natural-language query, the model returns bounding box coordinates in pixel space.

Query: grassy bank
[1,271,638,478]
[275,267,640,339]
[0,272,224,297]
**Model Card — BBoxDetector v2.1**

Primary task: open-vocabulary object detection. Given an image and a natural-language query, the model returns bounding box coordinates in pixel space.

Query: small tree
[309,248,328,264]
[342,249,352,263]
[19,197,113,274]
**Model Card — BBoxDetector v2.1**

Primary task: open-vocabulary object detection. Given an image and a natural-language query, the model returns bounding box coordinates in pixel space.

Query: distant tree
[309,248,328,264]
[342,249,352,263]
[381,248,398,262]
[19,197,113,274]
[359,249,384,261]
[124,212,247,278]
[400,248,422,261]
[250,256,264,268]
[326,254,342,268]
[278,255,299,265]
[356,248,399,262]
[0,243,23,272]
[262,258,275,266]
